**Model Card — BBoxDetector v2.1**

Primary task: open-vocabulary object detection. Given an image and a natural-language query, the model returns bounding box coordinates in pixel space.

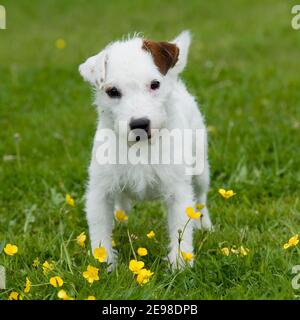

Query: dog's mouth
[128,128,151,143]
[135,135,151,142]
[134,133,151,142]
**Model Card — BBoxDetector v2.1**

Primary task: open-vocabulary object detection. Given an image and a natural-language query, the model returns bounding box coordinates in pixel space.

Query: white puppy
[79,31,213,269]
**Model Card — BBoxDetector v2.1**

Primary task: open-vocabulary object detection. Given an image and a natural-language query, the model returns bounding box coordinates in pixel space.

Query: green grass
[1,0,300,300]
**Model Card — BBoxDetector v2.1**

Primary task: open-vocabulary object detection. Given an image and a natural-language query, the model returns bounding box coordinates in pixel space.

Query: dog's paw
[201,217,214,231]
[167,250,194,271]
[106,249,118,272]
[195,209,214,231]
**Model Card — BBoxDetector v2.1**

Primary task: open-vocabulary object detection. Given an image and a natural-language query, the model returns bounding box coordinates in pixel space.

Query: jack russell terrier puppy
[79,31,213,269]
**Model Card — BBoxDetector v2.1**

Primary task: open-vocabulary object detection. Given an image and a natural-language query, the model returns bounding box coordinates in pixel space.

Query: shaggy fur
[79,31,213,269]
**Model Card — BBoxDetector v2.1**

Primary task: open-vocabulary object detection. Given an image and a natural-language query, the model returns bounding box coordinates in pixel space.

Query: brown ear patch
[142,39,179,75]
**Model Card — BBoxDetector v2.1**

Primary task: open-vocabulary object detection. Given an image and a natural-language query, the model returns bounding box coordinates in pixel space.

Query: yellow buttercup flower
[112,240,116,247]
[32,258,40,268]
[55,38,66,50]
[196,203,205,211]
[181,251,194,262]
[230,247,239,255]
[83,265,99,284]
[49,276,64,288]
[218,188,236,199]
[115,210,128,221]
[57,289,73,300]
[24,277,31,293]
[283,234,299,249]
[3,243,18,256]
[137,247,148,257]
[221,247,230,256]
[146,230,155,239]
[239,246,249,257]
[93,247,107,263]
[86,295,96,300]
[221,246,249,256]
[8,291,23,300]
[136,268,154,285]
[129,260,145,274]
[66,193,75,207]
[186,207,201,219]
[42,260,54,275]
[76,232,86,247]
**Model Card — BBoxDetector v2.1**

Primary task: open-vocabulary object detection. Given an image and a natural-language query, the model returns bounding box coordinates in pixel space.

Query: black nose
[129,118,151,138]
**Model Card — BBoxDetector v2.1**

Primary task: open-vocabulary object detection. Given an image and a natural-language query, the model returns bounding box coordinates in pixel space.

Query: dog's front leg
[85,186,115,268]
[166,183,195,269]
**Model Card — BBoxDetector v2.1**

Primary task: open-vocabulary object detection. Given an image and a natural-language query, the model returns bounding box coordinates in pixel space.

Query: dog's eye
[150,80,160,90]
[106,87,121,98]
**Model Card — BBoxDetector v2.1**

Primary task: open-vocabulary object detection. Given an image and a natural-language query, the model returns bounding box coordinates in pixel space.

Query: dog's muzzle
[129,118,151,141]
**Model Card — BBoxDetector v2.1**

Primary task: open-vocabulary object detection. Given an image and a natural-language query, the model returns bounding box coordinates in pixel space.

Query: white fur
[79,31,212,269]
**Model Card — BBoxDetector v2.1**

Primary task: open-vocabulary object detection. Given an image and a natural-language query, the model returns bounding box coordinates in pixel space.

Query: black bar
[0,300,297,318]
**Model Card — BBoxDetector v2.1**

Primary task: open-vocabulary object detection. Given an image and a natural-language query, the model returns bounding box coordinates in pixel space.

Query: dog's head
[79,31,191,141]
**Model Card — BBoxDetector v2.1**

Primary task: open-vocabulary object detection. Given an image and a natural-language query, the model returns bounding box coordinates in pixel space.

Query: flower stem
[177,218,191,266]
[127,229,137,260]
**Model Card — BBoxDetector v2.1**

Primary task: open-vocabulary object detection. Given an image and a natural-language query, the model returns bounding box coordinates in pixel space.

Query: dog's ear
[79,50,108,88]
[169,30,191,75]
[142,39,179,75]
